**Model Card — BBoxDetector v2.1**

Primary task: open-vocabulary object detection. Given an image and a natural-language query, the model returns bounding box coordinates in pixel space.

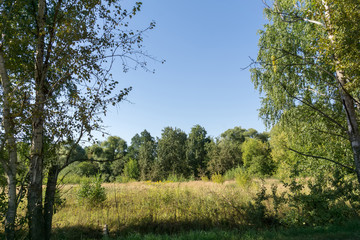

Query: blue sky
[96,0,267,144]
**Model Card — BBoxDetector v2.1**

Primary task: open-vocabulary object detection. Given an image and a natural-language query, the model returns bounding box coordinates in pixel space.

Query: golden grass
[52,180,265,234]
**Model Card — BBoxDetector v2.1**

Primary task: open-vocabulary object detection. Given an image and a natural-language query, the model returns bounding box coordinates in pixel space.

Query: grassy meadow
[44,177,360,240]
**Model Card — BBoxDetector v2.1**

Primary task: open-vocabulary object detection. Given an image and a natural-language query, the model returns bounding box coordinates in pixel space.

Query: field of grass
[1,178,359,239]
[48,179,360,239]
[53,180,259,237]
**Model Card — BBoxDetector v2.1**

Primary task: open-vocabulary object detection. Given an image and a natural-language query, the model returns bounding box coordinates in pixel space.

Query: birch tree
[252,0,360,183]
[0,1,156,239]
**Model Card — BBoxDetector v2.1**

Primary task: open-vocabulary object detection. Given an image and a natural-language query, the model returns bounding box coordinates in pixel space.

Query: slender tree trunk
[28,0,46,239]
[0,47,18,240]
[28,101,45,240]
[44,166,60,240]
[337,71,360,184]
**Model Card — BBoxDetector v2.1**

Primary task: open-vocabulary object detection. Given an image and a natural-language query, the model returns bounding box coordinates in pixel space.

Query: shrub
[115,175,137,183]
[77,176,106,207]
[281,170,360,226]
[200,175,209,181]
[224,166,243,180]
[235,168,252,187]
[166,173,187,182]
[211,173,224,184]
[123,158,139,180]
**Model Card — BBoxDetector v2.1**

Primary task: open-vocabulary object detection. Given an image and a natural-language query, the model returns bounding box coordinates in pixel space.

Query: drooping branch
[280,82,348,133]
[288,147,355,173]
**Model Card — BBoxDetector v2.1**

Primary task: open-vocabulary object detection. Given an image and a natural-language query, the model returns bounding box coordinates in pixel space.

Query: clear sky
[95,0,268,144]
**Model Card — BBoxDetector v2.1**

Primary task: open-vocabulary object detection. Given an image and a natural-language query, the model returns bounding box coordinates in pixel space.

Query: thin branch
[309,126,348,140]
[288,147,355,172]
[280,82,348,133]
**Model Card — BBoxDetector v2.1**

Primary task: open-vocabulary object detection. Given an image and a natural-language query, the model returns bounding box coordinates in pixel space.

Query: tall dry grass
[52,180,270,236]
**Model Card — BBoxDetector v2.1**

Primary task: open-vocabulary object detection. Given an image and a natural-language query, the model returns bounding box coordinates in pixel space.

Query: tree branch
[288,147,355,172]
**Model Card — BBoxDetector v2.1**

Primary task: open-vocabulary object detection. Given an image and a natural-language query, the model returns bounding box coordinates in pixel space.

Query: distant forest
[58,125,273,182]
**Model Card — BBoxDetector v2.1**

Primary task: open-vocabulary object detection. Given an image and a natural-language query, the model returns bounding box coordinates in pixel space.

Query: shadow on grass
[51,219,247,240]
[50,218,360,240]
[51,225,103,240]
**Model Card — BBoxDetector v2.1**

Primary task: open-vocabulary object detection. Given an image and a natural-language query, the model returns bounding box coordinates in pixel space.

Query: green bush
[224,166,243,180]
[200,175,209,181]
[235,168,252,187]
[281,170,360,226]
[77,176,107,207]
[115,175,137,183]
[211,173,224,184]
[123,158,139,180]
[166,173,187,182]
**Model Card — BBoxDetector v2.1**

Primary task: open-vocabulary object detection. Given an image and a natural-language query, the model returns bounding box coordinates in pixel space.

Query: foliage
[137,130,157,180]
[279,169,360,226]
[242,138,275,176]
[73,162,99,177]
[251,0,360,183]
[166,173,188,182]
[235,168,252,187]
[124,158,140,180]
[0,191,6,223]
[186,125,210,178]
[77,176,107,207]
[156,127,188,179]
[224,166,243,180]
[206,138,242,175]
[211,173,224,184]
[115,175,136,183]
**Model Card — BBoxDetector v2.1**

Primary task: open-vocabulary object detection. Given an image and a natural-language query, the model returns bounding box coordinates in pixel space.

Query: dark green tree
[156,127,188,179]
[242,138,274,176]
[186,125,210,178]
[206,137,242,175]
[137,130,157,180]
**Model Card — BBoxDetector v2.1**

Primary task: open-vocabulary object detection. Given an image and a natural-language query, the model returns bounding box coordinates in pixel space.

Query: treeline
[64,125,274,182]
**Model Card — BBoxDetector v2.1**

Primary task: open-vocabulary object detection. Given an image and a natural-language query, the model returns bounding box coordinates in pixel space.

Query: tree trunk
[28,0,46,239]
[44,166,60,240]
[28,119,45,240]
[0,47,18,240]
[337,71,360,184]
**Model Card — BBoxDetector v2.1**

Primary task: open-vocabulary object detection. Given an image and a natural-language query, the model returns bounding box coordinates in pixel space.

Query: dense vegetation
[0,0,360,239]
[60,126,273,183]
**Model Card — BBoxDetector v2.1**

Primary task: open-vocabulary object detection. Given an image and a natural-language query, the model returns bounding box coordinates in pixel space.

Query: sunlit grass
[53,180,261,236]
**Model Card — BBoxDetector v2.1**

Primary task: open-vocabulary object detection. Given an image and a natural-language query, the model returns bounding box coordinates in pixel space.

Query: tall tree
[242,138,274,176]
[186,125,209,178]
[251,0,360,183]
[156,127,188,179]
[0,1,156,239]
[137,130,157,180]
